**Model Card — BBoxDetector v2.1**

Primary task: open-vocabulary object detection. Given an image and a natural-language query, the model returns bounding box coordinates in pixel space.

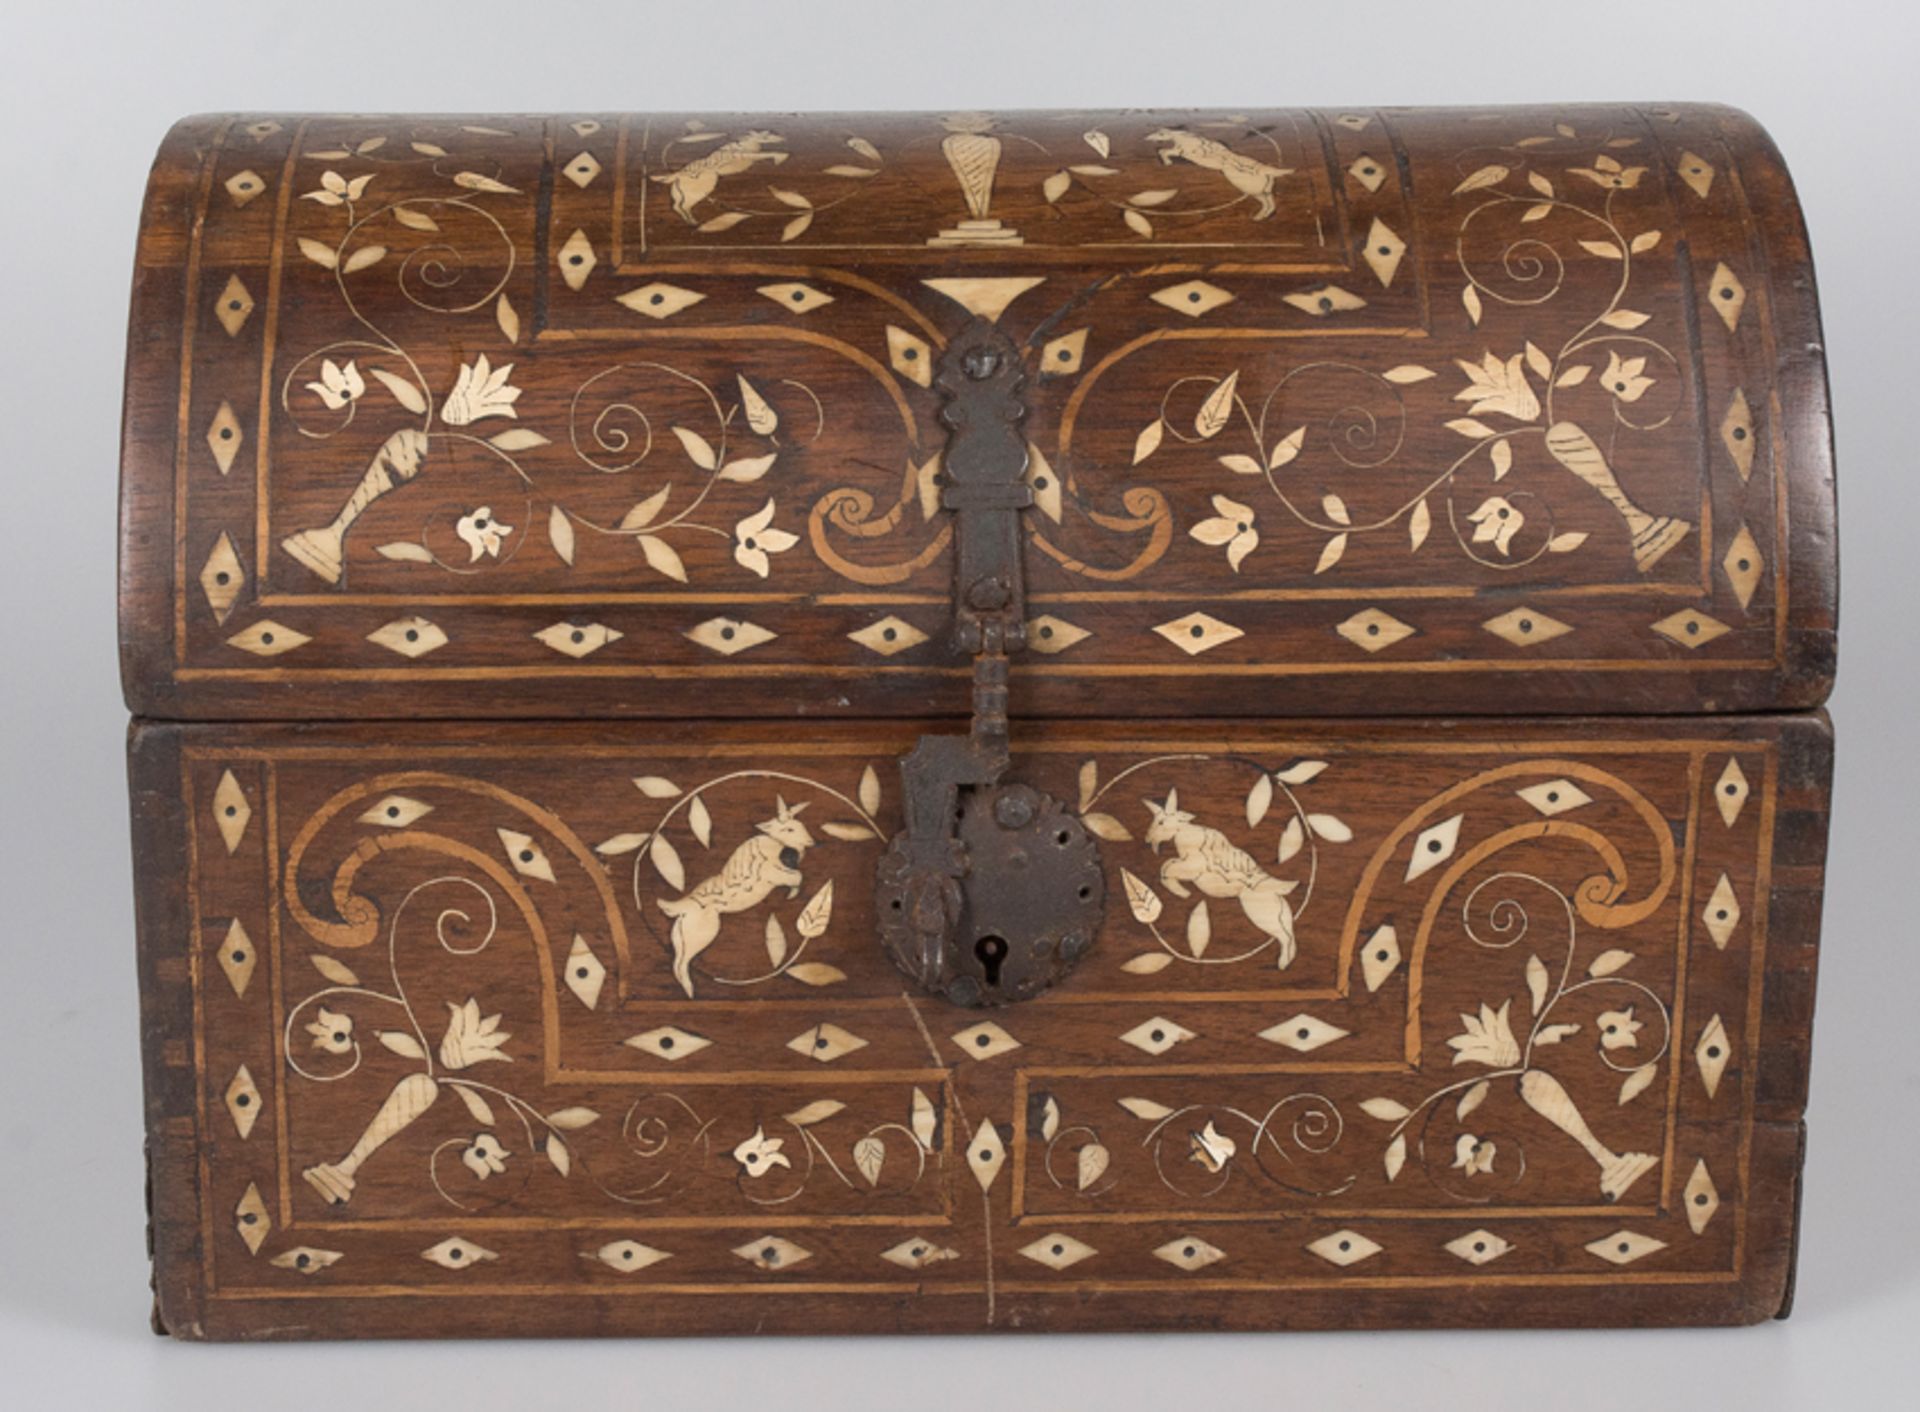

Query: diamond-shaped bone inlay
[623,1025,710,1061]
[952,1021,1021,1061]
[1685,1159,1721,1233]
[885,325,932,387]
[422,1237,498,1271]
[1154,1235,1227,1271]
[534,622,623,658]
[1406,813,1464,882]
[199,532,245,622]
[564,934,607,1008]
[225,169,267,206]
[562,151,602,187]
[788,1022,868,1063]
[589,1240,671,1273]
[685,617,776,656]
[1150,279,1234,317]
[1257,1013,1350,1052]
[1676,150,1716,199]
[1040,327,1089,375]
[1714,758,1751,826]
[1723,526,1763,610]
[1336,608,1414,653]
[1362,218,1406,287]
[1696,1014,1731,1097]
[1587,1230,1666,1266]
[1516,779,1592,816]
[1444,1229,1512,1266]
[758,281,835,313]
[206,400,244,474]
[615,282,706,319]
[1721,389,1756,480]
[734,1236,810,1271]
[226,621,310,657]
[1703,874,1741,949]
[1482,606,1572,647]
[359,794,432,828]
[557,228,597,290]
[215,274,255,336]
[497,828,555,883]
[1028,615,1091,654]
[234,1182,270,1254]
[270,1246,341,1274]
[1707,262,1746,332]
[1154,611,1243,656]
[848,615,928,656]
[1284,284,1368,316]
[1651,609,1730,648]
[224,1065,262,1139]
[967,1120,1007,1191]
[367,616,448,658]
[1307,1230,1382,1266]
[216,919,257,997]
[213,770,251,853]
[1360,924,1401,993]
[1020,1233,1097,1270]
[1119,1017,1195,1056]
[1348,154,1387,191]
[880,1237,959,1270]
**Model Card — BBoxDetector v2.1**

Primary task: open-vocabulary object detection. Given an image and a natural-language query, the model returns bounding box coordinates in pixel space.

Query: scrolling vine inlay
[172,721,1782,1321]
[142,106,1799,717]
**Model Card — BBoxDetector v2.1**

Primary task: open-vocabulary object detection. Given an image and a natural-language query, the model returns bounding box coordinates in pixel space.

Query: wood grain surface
[130,713,1830,1338]
[118,106,1836,722]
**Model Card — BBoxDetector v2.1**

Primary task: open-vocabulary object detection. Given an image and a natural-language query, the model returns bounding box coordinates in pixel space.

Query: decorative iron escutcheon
[875,319,1106,1006]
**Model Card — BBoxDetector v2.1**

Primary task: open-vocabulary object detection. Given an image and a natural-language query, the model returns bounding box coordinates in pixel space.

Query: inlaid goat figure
[652,131,790,223]
[1143,128,1293,219]
[658,796,815,996]
[1144,788,1298,967]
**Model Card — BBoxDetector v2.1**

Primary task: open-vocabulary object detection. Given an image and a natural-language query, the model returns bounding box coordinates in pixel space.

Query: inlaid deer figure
[1144,788,1298,967]
[652,131,790,223]
[657,796,815,995]
[1143,128,1293,219]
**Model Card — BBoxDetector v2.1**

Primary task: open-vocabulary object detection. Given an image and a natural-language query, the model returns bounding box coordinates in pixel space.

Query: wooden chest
[120,106,1836,1339]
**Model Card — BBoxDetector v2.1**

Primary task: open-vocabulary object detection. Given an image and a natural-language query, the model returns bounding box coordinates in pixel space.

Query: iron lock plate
[874,319,1105,1006]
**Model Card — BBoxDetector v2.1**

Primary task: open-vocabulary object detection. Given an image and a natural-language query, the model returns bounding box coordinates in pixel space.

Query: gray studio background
[1,1,1911,1406]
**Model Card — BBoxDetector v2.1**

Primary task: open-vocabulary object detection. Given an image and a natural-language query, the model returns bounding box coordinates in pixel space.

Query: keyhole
[974,934,1009,988]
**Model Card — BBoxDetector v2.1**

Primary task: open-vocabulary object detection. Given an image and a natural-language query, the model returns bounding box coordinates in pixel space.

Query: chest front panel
[133,715,1825,1337]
